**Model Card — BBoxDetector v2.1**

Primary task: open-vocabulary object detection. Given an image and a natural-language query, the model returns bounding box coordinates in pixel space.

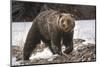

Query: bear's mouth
[64,25,74,32]
[64,27,71,32]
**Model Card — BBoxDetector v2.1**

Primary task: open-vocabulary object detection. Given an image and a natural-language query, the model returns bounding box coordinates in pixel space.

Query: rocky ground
[11,39,96,66]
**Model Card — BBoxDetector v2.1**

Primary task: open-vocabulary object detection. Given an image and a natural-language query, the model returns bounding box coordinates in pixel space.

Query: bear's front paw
[63,47,73,54]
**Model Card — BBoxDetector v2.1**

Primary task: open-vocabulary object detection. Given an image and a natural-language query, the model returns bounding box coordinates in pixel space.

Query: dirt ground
[11,38,96,66]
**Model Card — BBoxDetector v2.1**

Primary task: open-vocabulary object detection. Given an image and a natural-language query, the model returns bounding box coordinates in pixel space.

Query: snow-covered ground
[74,20,95,44]
[12,22,32,47]
[11,20,96,66]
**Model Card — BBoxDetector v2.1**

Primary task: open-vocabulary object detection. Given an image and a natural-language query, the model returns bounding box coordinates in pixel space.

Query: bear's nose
[62,23,66,27]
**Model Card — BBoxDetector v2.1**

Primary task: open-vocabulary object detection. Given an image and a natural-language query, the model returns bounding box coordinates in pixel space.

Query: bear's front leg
[63,31,74,54]
[50,32,62,55]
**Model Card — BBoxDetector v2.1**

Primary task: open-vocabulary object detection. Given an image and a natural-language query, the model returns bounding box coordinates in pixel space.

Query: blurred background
[11,1,96,22]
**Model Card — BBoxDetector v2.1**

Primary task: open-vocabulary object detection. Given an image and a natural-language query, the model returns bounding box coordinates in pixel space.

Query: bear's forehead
[60,14,74,21]
[61,13,71,16]
[61,15,73,21]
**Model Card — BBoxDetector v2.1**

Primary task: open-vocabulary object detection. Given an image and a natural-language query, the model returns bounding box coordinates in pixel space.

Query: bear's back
[35,10,58,40]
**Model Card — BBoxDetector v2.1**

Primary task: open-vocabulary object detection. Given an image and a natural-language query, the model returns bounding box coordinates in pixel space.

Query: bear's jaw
[62,27,72,32]
[64,27,74,32]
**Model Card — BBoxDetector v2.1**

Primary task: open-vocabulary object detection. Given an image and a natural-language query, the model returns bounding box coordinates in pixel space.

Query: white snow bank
[74,20,95,44]
[12,22,32,47]
[29,47,53,60]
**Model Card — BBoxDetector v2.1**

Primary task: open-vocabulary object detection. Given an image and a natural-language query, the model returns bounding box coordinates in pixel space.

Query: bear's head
[58,13,75,32]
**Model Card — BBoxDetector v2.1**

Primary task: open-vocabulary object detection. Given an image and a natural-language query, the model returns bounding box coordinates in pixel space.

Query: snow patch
[29,47,53,60]
[74,20,95,44]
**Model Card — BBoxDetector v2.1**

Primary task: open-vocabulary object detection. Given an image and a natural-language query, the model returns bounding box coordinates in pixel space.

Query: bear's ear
[58,14,63,23]
[70,14,74,17]
[70,14,75,18]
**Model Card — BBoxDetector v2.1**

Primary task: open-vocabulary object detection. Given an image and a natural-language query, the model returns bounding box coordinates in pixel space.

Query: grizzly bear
[23,9,75,60]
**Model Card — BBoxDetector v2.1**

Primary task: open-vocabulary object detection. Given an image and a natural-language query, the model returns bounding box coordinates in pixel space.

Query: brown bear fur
[23,9,75,60]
